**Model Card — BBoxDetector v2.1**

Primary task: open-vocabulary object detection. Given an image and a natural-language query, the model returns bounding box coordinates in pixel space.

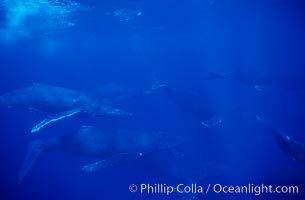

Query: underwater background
[0,0,305,199]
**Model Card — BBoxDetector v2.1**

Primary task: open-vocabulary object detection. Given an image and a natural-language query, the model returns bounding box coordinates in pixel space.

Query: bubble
[106,8,142,21]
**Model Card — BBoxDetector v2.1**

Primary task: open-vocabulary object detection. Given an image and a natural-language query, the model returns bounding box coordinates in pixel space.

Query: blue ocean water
[0,0,305,199]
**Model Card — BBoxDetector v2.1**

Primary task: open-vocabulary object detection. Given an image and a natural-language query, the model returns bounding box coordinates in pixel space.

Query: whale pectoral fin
[82,152,143,172]
[201,115,224,127]
[31,108,82,133]
[254,85,264,91]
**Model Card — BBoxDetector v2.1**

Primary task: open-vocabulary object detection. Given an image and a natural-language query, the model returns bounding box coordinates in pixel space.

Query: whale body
[18,126,180,183]
[205,69,305,91]
[0,84,128,133]
[150,83,223,127]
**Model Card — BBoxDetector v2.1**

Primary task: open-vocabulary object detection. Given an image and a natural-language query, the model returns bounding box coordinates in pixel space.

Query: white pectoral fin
[201,115,224,127]
[31,109,82,133]
[254,85,264,91]
[255,114,265,122]
[82,152,143,172]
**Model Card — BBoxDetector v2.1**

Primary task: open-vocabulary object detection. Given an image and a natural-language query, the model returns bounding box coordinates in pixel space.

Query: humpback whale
[0,83,129,133]
[205,70,275,92]
[256,115,305,165]
[18,125,181,183]
[205,68,305,91]
[150,82,223,127]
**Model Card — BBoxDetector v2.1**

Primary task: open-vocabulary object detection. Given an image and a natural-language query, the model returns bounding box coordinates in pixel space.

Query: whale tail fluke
[18,140,43,184]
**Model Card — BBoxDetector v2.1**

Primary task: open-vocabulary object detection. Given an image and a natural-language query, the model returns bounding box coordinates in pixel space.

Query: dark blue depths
[0,0,305,199]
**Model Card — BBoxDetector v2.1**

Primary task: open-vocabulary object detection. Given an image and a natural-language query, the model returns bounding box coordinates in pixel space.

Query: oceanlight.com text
[129,183,299,196]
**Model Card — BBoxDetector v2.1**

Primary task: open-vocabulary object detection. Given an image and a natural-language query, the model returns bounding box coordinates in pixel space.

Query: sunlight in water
[0,0,81,39]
